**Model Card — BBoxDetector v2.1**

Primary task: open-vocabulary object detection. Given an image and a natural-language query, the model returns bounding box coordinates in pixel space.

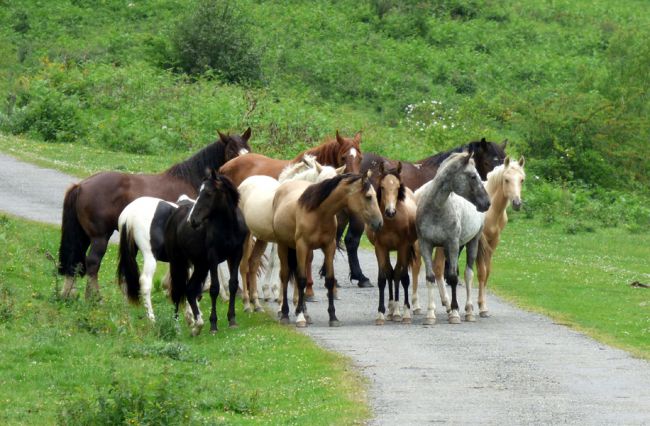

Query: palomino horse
[477,156,526,317]
[332,138,507,287]
[237,155,344,312]
[272,172,383,327]
[415,152,491,325]
[58,128,252,301]
[365,162,418,325]
[219,130,362,187]
[165,171,248,336]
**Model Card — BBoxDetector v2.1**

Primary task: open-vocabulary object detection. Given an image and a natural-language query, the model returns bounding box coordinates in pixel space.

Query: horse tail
[287,247,298,283]
[169,260,189,307]
[58,184,89,277]
[477,233,493,265]
[117,223,141,303]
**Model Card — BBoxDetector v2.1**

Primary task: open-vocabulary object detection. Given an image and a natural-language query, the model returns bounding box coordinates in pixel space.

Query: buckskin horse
[58,128,252,301]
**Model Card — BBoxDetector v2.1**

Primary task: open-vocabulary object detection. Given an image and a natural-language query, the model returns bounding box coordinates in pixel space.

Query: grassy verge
[489,217,650,359]
[0,215,369,424]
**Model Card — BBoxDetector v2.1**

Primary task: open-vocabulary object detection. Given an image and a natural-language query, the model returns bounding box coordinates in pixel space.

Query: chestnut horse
[477,156,526,317]
[366,162,418,325]
[58,128,252,301]
[272,172,383,327]
[333,138,507,287]
[218,130,363,187]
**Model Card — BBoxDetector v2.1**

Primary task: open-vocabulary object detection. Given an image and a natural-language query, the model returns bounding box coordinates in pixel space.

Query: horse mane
[419,139,503,168]
[293,135,359,165]
[376,170,406,205]
[216,174,240,209]
[165,140,227,189]
[298,173,368,212]
[278,154,314,182]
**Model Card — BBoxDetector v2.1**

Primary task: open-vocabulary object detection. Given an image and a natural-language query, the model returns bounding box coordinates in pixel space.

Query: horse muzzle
[477,200,491,213]
[384,208,396,219]
[512,199,522,211]
[370,218,383,232]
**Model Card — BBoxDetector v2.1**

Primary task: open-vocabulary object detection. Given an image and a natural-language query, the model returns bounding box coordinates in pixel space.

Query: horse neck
[419,175,452,214]
[302,140,339,166]
[165,142,225,189]
[313,181,350,218]
[487,184,509,217]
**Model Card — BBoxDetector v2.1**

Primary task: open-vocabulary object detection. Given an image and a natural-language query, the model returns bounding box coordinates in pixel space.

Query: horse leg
[411,242,422,315]
[375,245,389,325]
[305,250,316,302]
[239,235,253,311]
[434,247,451,312]
[84,235,110,301]
[323,241,340,326]
[345,214,372,287]
[396,245,411,324]
[464,236,480,322]
[262,243,279,301]
[419,240,437,326]
[187,265,208,336]
[445,244,461,324]
[227,253,242,327]
[248,238,267,312]
[61,275,78,299]
[477,238,494,318]
[277,244,291,324]
[208,263,220,334]
[140,253,157,322]
[387,261,401,322]
[294,241,311,328]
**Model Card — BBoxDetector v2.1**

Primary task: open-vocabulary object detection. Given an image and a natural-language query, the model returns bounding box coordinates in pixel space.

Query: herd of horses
[57,128,525,335]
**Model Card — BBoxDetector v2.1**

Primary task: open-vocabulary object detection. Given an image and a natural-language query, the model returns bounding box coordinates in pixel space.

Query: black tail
[117,223,141,303]
[58,184,89,277]
[169,261,189,306]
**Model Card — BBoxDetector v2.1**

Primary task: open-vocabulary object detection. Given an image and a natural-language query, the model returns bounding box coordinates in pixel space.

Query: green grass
[489,217,650,359]
[0,215,369,425]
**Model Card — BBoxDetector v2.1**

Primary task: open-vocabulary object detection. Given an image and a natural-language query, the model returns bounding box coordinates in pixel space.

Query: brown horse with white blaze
[58,128,252,300]
[272,172,383,327]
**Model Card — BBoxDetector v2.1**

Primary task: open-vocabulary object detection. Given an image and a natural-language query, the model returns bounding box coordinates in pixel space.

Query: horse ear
[217,130,227,141]
[354,130,362,143]
[518,155,525,167]
[242,127,252,142]
[464,152,473,164]
[501,139,508,150]
[378,161,385,176]
[504,156,511,168]
[480,137,487,149]
[335,165,346,174]
[336,130,344,145]
[315,161,323,173]
[396,161,402,175]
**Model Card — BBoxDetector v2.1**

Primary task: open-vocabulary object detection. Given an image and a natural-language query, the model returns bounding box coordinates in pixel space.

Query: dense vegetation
[0,0,648,232]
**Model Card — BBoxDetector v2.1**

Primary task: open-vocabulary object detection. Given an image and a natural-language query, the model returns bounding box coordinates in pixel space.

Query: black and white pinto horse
[165,170,248,336]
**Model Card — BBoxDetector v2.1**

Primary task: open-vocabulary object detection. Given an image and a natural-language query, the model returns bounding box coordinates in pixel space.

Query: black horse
[331,138,507,287]
[164,170,248,335]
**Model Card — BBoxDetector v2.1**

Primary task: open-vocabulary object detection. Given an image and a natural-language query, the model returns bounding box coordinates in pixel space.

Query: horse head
[448,152,491,213]
[335,130,363,174]
[347,170,383,231]
[500,156,526,211]
[470,137,508,180]
[377,161,405,219]
[218,127,252,162]
[188,170,240,228]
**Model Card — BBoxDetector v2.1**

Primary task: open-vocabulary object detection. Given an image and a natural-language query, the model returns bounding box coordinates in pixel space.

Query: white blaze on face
[186,183,204,223]
[349,148,358,158]
[238,148,249,156]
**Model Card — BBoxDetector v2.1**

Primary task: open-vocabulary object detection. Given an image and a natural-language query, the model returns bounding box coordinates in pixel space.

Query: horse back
[220,153,290,187]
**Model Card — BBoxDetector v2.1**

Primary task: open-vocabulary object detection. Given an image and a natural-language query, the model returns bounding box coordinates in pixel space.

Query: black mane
[298,174,369,211]
[165,140,229,189]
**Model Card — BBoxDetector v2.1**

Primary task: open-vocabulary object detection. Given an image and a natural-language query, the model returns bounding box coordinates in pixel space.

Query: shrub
[171,0,262,84]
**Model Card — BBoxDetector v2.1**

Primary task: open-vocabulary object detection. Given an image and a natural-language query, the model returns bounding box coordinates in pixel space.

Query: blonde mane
[484,159,526,196]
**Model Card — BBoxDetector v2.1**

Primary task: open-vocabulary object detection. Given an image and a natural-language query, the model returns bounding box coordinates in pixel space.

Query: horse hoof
[243,305,253,313]
[401,317,412,324]
[465,314,476,322]
[329,320,342,327]
[392,314,402,322]
[449,314,461,324]
[279,317,290,325]
[210,329,218,335]
[254,306,264,313]
[479,311,490,318]
[306,315,313,325]
[229,320,238,328]
[386,314,393,321]
[412,308,422,315]
[423,317,436,326]
[296,320,307,328]
[305,295,316,303]
[375,319,385,326]
[357,279,373,288]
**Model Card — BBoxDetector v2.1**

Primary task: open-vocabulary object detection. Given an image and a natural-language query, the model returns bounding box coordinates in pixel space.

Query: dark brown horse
[58,128,252,300]
[334,138,508,287]
[218,130,363,187]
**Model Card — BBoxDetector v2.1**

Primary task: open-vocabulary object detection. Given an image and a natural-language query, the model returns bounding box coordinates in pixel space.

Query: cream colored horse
[237,155,344,312]
[477,156,526,317]
[272,172,383,327]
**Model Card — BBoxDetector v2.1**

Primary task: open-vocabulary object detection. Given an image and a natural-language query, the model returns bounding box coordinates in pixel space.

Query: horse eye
[505,179,510,183]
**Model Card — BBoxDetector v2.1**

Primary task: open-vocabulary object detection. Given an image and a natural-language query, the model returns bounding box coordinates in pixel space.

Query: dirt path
[1,151,649,425]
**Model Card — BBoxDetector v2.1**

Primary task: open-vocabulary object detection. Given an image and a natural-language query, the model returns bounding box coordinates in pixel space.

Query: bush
[171,0,262,84]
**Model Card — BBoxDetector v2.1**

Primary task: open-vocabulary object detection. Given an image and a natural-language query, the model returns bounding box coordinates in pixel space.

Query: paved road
[1,151,649,425]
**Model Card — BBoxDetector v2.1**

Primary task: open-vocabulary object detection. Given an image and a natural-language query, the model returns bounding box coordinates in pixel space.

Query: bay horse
[415,152,491,325]
[477,156,526,317]
[272,172,383,327]
[237,155,344,312]
[218,130,362,187]
[58,128,252,301]
[365,162,418,325]
[333,138,507,287]
[165,170,248,336]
